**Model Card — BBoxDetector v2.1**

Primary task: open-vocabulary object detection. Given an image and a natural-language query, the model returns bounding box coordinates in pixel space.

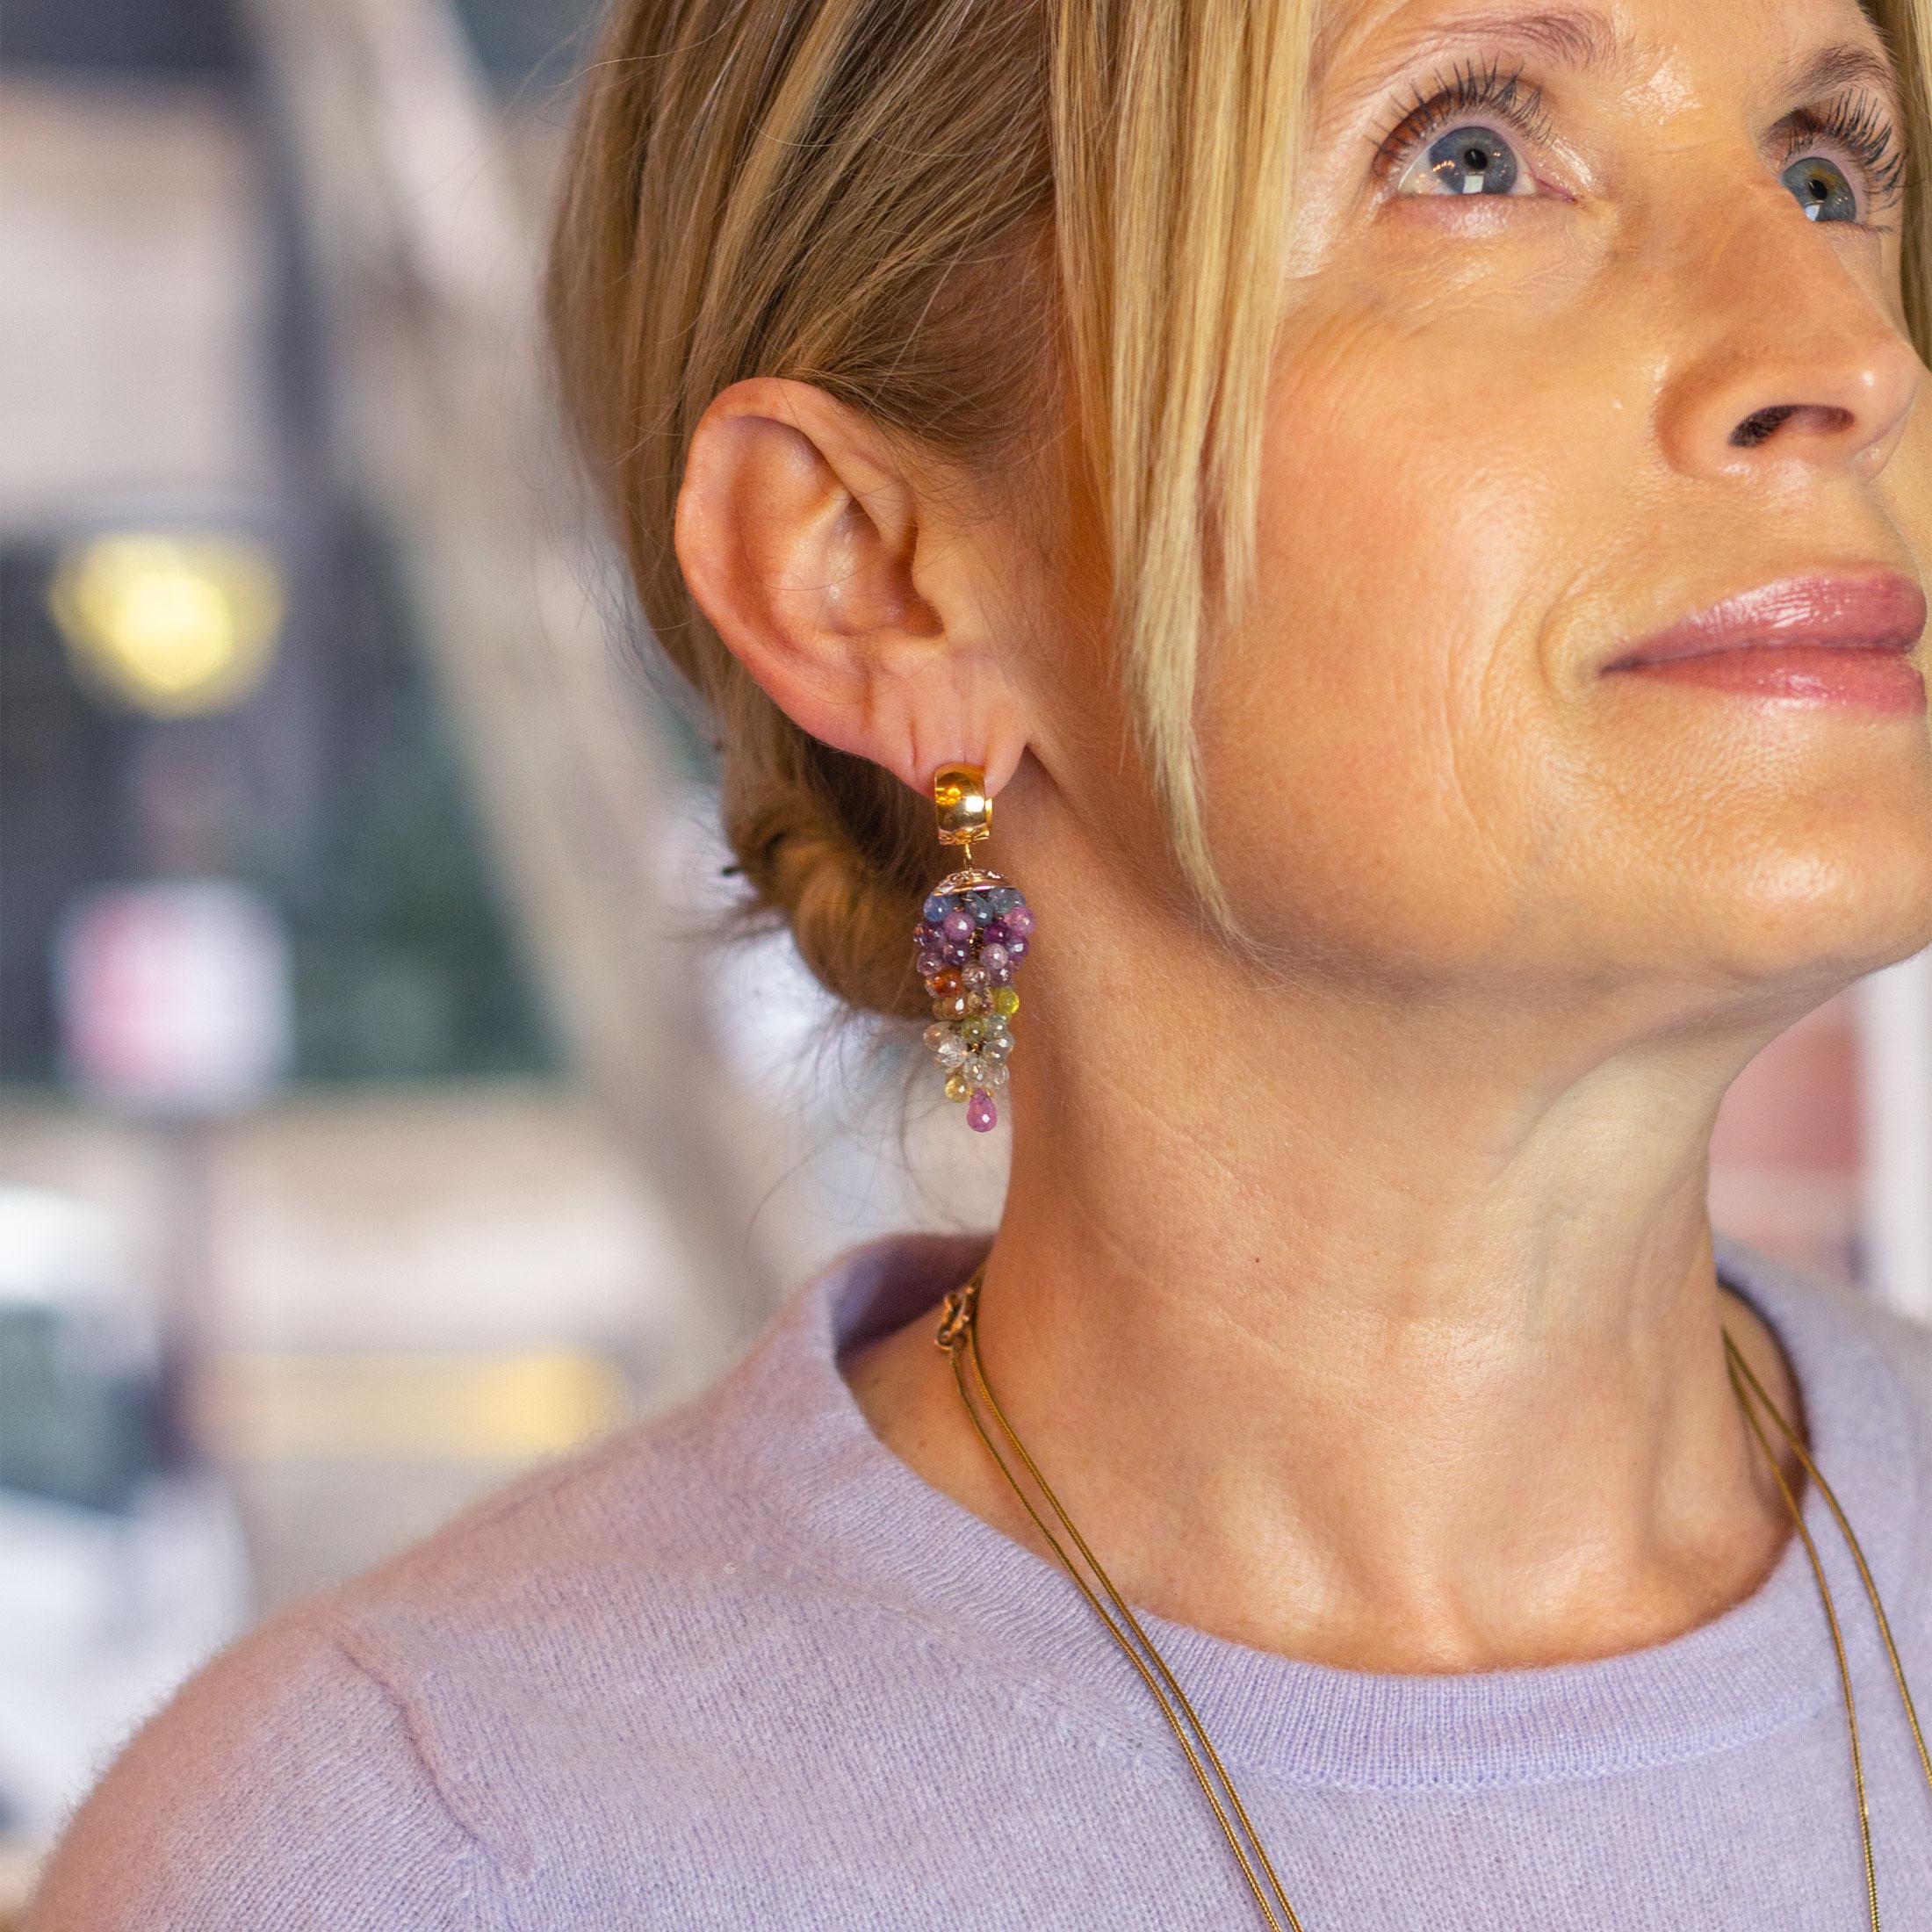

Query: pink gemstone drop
[966,1088,998,1132]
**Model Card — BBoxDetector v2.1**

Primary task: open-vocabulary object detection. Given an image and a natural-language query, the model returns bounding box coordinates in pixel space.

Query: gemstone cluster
[913,869,1035,1132]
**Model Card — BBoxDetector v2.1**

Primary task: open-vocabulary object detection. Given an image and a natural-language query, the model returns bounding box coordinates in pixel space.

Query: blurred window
[0,523,558,1086]
[0,1303,155,1513]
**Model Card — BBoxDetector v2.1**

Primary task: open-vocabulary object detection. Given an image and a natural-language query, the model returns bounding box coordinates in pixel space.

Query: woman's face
[1186,0,1932,1020]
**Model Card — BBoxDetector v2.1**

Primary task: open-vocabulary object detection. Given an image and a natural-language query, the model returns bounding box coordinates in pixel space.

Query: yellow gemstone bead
[991,986,1020,1017]
[959,1017,987,1046]
[944,1069,971,1102]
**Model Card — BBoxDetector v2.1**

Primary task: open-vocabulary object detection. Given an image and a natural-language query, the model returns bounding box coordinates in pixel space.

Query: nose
[1651,184,1924,484]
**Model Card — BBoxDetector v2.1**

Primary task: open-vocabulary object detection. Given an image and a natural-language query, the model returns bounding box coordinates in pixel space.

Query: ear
[673,377,1028,800]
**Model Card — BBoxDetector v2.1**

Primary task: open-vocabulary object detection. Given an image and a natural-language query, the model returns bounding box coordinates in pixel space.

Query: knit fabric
[27,1227,1932,1929]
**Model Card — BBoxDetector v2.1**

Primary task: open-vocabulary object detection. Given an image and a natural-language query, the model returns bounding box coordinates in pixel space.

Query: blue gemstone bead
[992,886,1021,913]
[922,893,952,926]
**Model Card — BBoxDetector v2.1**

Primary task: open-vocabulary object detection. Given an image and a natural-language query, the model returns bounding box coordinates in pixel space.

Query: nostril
[1729,402,1855,448]
[1731,404,1799,448]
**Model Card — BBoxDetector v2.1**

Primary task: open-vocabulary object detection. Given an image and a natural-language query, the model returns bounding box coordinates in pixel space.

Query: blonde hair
[547,0,1932,1020]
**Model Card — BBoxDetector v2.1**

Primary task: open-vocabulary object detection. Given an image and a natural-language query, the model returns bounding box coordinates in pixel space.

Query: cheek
[1195,300,1932,993]
[1196,306,1582,977]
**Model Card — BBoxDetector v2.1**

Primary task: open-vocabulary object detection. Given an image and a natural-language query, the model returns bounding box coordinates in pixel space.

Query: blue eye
[1782,154,1859,222]
[1402,124,1529,197]
[1371,57,1554,196]
[1774,95,1905,227]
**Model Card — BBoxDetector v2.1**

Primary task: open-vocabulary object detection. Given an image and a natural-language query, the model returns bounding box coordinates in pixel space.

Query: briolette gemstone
[916,868,1035,1130]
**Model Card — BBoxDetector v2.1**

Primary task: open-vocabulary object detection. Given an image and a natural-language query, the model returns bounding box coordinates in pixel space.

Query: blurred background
[0,0,1928,1918]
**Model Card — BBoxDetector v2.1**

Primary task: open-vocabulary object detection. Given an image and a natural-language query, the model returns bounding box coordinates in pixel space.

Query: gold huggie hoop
[934,761,992,852]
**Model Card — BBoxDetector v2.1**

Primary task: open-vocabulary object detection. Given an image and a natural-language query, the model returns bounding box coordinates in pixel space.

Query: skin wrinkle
[682,0,1932,1675]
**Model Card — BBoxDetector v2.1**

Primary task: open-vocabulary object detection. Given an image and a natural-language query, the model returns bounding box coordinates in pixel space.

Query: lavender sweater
[27,1229,1932,1928]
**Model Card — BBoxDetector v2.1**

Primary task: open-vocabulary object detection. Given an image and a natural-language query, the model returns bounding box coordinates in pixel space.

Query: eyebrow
[1784,39,1905,124]
[1316,4,1904,126]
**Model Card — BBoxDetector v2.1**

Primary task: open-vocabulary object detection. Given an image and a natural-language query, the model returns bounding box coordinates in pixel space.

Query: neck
[850,890,1811,1674]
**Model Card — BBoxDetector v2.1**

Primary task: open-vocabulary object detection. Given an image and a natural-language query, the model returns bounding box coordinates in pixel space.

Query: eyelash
[1367,55,1554,184]
[1367,56,1909,224]
[1781,93,1907,213]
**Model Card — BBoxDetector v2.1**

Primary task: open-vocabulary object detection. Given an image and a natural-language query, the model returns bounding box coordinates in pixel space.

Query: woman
[29,0,1932,1924]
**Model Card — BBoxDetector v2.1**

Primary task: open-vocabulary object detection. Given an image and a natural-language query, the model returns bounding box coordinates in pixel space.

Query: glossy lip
[1602,569,1928,672]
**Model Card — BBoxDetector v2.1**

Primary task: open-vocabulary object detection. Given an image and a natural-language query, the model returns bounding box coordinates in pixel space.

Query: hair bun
[725,744,933,1023]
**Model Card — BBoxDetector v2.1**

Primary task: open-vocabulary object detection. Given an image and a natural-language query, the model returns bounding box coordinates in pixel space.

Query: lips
[1604,570,1927,669]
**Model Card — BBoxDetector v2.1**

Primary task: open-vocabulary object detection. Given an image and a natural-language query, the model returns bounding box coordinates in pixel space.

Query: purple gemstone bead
[980,942,1010,973]
[1004,934,1028,962]
[987,964,1012,986]
[982,919,1009,948]
[941,909,974,945]
[915,948,946,977]
[1004,905,1034,939]
[942,941,970,965]
[966,1088,998,1132]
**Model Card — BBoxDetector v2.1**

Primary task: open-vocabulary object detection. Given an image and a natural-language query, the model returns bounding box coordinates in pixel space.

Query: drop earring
[913,762,1034,1132]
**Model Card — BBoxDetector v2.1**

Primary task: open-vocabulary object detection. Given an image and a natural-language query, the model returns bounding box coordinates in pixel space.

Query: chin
[1572,698,1932,1001]
[1673,813,1932,1000]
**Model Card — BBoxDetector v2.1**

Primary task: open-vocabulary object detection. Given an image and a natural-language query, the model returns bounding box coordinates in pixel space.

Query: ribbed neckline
[720,1227,1926,1791]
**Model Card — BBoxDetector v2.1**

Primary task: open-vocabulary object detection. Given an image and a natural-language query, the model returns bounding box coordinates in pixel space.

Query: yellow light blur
[48,532,284,717]
[195,1349,628,1463]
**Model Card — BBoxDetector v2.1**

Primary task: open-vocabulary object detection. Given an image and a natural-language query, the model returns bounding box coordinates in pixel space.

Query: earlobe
[874,660,1029,805]
[673,377,1030,804]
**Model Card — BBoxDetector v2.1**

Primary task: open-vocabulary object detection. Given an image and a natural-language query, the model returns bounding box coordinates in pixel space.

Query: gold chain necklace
[934,1264,1932,1931]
